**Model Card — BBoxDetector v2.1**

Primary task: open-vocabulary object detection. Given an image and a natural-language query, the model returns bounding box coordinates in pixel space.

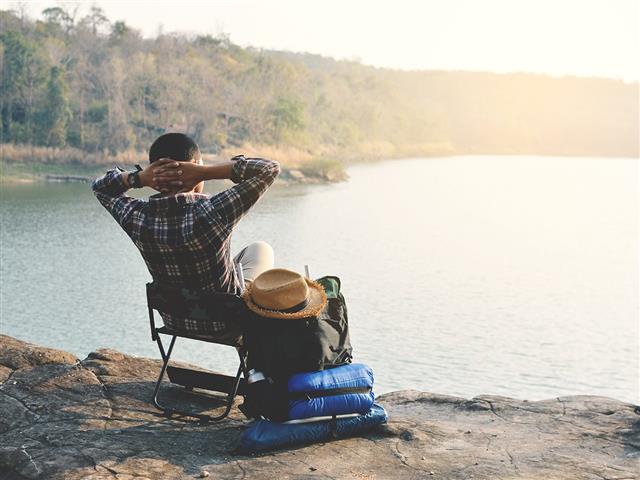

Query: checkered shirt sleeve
[91,169,145,235]
[210,156,281,229]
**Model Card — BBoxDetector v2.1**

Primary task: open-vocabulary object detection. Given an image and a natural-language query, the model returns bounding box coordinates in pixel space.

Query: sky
[5,0,640,81]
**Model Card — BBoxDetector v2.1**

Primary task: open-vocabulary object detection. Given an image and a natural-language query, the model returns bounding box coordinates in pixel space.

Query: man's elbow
[91,169,120,193]
[91,173,110,194]
[264,159,280,178]
[271,160,281,178]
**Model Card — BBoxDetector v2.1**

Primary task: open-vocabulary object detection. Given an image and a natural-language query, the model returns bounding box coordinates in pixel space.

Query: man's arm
[91,160,172,231]
[152,156,280,228]
[211,156,280,228]
[151,158,235,190]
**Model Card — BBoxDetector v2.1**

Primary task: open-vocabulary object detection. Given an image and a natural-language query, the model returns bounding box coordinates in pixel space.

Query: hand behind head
[148,158,205,194]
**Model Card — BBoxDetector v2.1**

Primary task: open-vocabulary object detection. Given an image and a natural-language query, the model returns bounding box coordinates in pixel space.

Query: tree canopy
[1,7,637,162]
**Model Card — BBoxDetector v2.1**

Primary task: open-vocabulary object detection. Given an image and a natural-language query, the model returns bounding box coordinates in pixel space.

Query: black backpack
[242,275,352,383]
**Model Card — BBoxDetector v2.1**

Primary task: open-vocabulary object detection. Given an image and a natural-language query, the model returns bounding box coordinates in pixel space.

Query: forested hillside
[1,6,637,177]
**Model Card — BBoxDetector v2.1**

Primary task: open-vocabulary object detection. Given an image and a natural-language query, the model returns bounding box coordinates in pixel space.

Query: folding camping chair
[146,279,250,423]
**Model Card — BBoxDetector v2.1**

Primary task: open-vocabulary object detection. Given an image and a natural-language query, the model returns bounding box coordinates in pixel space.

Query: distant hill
[1,7,638,168]
[272,49,638,158]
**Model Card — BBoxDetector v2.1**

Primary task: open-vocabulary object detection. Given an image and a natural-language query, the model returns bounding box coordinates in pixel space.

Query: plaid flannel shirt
[92,156,280,335]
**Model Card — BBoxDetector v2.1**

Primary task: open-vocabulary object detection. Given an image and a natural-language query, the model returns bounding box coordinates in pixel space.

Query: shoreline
[0,162,347,185]
[6,139,636,185]
[3,150,638,186]
[0,167,345,186]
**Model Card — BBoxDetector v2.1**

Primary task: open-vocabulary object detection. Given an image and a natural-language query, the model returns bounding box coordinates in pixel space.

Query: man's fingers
[153,180,183,187]
[151,160,189,191]
[151,158,177,167]
[153,165,182,173]
[153,170,182,179]
[150,159,181,173]
[159,161,181,168]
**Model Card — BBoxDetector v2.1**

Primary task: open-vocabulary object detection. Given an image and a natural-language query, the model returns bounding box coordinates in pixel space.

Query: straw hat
[242,268,327,320]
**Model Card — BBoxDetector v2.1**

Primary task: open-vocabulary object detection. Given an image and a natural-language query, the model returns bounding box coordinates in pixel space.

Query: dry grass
[218,141,455,166]
[2,141,454,168]
[216,143,315,167]
[1,140,455,184]
[1,143,146,166]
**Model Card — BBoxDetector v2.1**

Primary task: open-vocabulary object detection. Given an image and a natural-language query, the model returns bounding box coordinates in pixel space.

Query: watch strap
[128,168,143,188]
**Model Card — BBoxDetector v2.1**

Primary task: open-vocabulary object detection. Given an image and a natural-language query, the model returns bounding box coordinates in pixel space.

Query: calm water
[1,156,638,403]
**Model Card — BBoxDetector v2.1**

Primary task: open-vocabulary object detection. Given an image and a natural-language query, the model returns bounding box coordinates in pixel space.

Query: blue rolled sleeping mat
[287,363,375,419]
[238,363,386,453]
[239,404,388,454]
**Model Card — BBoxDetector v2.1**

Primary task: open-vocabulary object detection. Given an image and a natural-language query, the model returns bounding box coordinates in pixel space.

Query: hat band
[254,296,310,314]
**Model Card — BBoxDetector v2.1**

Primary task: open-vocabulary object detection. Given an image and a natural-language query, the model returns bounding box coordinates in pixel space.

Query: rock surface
[0,334,638,480]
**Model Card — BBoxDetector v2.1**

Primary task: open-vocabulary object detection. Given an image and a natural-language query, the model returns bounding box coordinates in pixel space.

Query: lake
[1,155,638,403]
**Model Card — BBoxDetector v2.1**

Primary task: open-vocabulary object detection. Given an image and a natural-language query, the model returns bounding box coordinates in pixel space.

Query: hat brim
[242,279,327,320]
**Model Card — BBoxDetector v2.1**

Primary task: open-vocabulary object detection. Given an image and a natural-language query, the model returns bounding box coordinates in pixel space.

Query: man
[92,132,280,336]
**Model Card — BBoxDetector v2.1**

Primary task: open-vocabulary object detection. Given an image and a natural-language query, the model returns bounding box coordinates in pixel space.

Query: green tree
[42,7,76,36]
[110,21,129,40]
[79,6,109,36]
[0,30,42,144]
[40,66,71,146]
[269,97,305,141]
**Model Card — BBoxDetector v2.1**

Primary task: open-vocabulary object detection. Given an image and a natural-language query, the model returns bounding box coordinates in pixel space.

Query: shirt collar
[147,192,208,212]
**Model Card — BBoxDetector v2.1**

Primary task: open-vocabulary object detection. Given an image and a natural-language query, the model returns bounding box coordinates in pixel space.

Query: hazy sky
[6,0,640,80]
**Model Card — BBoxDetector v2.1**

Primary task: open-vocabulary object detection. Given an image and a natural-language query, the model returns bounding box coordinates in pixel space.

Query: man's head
[149,133,203,193]
[149,133,201,164]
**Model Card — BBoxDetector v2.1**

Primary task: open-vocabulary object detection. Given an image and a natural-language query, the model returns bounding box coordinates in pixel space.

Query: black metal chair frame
[147,283,250,423]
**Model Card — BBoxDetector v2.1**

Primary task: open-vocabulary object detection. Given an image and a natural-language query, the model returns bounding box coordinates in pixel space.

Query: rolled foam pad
[238,404,388,454]
[287,363,375,420]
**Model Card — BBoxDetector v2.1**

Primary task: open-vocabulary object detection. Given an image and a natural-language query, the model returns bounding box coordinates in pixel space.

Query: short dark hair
[149,133,201,163]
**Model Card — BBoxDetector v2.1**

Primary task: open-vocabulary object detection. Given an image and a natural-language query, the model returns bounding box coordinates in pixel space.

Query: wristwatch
[127,164,143,188]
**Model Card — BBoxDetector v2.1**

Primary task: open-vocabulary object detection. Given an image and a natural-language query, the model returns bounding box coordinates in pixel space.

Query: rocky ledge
[0,334,638,480]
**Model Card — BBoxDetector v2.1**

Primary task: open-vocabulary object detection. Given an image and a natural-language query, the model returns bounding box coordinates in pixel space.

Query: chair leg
[237,347,249,378]
[152,335,248,423]
[152,335,176,414]
[155,332,168,361]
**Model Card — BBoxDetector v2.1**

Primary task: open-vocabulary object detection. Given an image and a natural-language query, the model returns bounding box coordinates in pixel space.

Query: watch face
[128,172,139,188]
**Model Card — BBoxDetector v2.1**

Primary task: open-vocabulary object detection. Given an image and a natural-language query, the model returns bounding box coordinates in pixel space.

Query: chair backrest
[146,282,248,323]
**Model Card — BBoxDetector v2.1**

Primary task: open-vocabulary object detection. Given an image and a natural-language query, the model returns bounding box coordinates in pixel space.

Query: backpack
[241,275,353,383]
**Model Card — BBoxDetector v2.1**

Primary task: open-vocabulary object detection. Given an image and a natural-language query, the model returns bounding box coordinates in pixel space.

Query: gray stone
[286,169,306,180]
[1,335,638,479]
[0,335,78,370]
